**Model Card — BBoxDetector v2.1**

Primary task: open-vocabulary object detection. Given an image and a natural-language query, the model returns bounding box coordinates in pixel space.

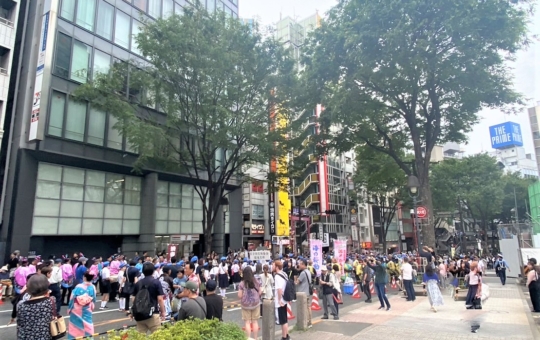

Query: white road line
[0,308,123,328]
[227,307,241,311]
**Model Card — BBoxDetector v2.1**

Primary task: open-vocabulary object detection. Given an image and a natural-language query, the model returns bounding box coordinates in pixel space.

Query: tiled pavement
[284,273,540,340]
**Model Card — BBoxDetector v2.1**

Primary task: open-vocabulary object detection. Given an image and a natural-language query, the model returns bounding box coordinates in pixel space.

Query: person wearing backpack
[295,258,313,327]
[238,266,261,339]
[494,254,510,286]
[274,260,291,340]
[130,262,167,335]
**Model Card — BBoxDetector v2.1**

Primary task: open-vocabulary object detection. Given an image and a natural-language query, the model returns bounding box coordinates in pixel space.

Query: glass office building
[0,0,241,262]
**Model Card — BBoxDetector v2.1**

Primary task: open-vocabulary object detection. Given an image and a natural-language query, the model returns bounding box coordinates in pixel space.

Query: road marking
[93,317,130,327]
[227,307,241,311]
[0,307,125,328]
[223,303,241,309]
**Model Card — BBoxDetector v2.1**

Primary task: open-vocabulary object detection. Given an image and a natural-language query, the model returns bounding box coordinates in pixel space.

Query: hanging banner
[333,240,347,267]
[310,239,323,277]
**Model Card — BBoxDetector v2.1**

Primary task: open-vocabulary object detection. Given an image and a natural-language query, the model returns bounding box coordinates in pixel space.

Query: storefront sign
[167,244,179,262]
[171,235,196,243]
[310,239,323,276]
[249,250,271,261]
[361,242,372,249]
[251,224,265,235]
[269,193,276,235]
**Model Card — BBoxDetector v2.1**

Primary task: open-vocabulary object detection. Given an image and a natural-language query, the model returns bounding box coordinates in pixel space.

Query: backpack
[240,282,260,310]
[132,284,155,321]
[301,270,313,295]
[278,273,295,302]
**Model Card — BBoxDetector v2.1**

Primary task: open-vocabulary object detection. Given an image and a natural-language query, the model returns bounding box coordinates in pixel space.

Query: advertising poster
[310,239,323,276]
[334,240,347,267]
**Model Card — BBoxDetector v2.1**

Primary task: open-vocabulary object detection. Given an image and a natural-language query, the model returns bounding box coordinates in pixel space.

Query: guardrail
[0,17,13,28]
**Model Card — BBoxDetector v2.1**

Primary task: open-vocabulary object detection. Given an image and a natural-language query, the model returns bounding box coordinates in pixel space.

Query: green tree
[499,172,535,224]
[353,147,407,253]
[431,154,504,251]
[74,6,297,253]
[301,0,530,249]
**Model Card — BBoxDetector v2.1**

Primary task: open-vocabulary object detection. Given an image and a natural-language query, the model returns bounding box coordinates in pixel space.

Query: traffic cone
[311,288,322,310]
[369,281,375,294]
[287,302,295,320]
[391,277,397,289]
[352,284,361,299]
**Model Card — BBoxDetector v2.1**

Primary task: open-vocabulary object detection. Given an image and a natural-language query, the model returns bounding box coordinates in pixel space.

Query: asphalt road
[0,285,392,339]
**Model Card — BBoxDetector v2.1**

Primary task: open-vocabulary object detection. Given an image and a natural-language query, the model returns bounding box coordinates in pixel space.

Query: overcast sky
[239,0,540,156]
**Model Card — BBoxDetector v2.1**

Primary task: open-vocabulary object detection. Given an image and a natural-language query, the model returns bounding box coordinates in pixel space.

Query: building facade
[0,0,241,263]
[0,0,18,149]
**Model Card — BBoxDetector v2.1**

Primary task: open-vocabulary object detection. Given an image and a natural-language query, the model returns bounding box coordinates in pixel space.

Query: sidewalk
[285,275,540,340]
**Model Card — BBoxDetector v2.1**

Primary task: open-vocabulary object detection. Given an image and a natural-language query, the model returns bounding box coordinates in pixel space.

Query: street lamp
[407,175,421,251]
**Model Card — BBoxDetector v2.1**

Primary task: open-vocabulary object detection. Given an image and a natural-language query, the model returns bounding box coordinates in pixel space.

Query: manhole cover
[311,321,372,336]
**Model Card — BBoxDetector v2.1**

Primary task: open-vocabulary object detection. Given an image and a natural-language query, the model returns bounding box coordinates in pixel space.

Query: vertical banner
[29,11,50,141]
[334,240,347,268]
[310,239,323,277]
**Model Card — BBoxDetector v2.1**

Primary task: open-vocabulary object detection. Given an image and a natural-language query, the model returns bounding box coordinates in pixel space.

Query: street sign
[416,206,428,218]
[249,250,272,261]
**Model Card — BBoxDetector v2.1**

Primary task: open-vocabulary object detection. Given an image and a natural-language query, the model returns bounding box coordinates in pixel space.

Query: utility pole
[513,187,525,278]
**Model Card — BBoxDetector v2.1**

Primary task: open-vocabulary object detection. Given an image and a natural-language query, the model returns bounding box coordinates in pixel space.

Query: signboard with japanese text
[269,193,276,235]
[334,240,347,267]
[310,239,323,276]
[249,250,272,261]
[251,224,265,235]
[167,244,179,262]
[322,232,329,247]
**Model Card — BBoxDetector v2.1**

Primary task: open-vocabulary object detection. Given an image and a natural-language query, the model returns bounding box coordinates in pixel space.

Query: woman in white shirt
[231,260,241,290]
[117,264,127,312]
[99,262,111,310]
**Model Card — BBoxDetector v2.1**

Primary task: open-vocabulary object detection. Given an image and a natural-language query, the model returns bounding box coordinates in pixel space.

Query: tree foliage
[300,0,531,249]
[74,5,297,253]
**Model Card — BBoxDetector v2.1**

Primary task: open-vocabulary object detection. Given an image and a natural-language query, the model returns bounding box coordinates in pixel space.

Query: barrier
[391,277,397,289]
[351,284,361,299]
[311,288,322,310]
[369,281,375,294]
[287,302,295,320]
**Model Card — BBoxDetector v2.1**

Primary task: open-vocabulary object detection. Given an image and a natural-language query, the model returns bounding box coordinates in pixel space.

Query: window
[48,92,66,137]
[71,40,91,83]
[163,0,174,18]
[124,177,141,205]
[54,33,72,78]
[75,0,96,31]
[87,108,106,145]
[148,0,161,17]
[131,20,143,55]
[252,181,264,193]
[60,0,76,21]
[207,0,215,13]
[114,11,131,49]
[96,0,114,40]
[107,115,123,150]
[105,173,124,204]
[252,204,264,219]
[133,0,147,11]
[92,50,111,79]
[65,98,87,141]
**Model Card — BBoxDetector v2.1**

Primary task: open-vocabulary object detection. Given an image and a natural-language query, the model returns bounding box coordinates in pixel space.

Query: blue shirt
[495,259,509,270]
[75,265,87,284]
[135,263,143,272]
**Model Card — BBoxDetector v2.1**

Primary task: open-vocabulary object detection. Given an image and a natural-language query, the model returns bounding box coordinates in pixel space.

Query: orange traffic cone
[287,302,295,320]
[352,284,361,299]
[391,277,397,289]
[369,281,375,294]
[311,288,322,310]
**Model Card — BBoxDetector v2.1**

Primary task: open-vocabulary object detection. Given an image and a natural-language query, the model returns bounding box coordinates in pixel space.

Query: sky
[239,0,540,156]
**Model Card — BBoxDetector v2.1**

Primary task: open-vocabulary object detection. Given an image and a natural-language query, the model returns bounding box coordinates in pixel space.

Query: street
[0,284,369,339]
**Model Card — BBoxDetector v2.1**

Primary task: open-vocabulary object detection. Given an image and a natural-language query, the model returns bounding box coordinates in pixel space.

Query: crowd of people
[1,246,537,339]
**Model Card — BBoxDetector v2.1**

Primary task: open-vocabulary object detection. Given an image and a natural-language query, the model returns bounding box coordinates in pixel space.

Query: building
[0,0,241,263]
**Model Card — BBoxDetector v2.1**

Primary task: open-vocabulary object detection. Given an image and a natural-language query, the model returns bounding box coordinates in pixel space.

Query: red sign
[416,206,428,218]
[361,242,372,249]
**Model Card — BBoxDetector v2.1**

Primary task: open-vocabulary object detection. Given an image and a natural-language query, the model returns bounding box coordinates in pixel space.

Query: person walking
[494,254,510,286]
[131,262,167,335]
[238,266,261,339]
[68,272,96,339]
[367,257,391,311]
[401,257,415,302]
[319,265,339,320]
[423,264,444,312]
[295,259,313,327]
[465,262,483,333]
[362,260,373,303]
[16,274,55,340]
[61,258,74,305]
[526,258,540,313]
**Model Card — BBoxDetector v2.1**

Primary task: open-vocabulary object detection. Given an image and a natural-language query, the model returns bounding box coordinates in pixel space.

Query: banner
[249,250,271,261]
[334,240,347,267]
[310,239,323,277]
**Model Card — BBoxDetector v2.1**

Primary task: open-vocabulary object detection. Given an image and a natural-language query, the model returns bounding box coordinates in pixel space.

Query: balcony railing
[0,17,13,28]
[0,67,7,76]
[293,173,318,196]
[302,193,319,208]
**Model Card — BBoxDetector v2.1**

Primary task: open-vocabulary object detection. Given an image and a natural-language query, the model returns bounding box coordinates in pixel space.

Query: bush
[108,318,247,340]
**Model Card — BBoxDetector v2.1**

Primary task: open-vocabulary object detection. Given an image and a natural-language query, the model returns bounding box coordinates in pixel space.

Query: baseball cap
[181,281,198,292]
[205,279,217,291]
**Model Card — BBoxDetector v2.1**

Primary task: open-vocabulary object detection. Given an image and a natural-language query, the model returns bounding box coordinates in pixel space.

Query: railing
[293,173,318,196]
[0,67,7,76]
[302,193,319,208]
[0,17,13,28]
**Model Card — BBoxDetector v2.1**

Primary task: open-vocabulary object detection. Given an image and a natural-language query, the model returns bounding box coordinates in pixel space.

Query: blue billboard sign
[489,122,523,149]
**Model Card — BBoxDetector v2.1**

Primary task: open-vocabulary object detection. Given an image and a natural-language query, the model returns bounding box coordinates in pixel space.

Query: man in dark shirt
[203,279,223,321]
[169,257,179,279]
[131,262,166,335]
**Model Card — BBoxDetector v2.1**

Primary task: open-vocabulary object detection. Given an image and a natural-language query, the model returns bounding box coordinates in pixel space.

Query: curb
[223,303,241,309]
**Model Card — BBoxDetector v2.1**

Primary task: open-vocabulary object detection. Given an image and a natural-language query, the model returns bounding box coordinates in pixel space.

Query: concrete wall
[499,236,520,277]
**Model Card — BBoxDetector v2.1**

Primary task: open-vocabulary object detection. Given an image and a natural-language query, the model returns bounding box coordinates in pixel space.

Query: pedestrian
[99,261,111,310]
[367,256,391,311]
[16,274,56,339]
[109,256,121,302]
[67,272,96,339]
[60,258,74,305]
[494,254,510,285]
[438,260,448,289]
[401,257,415,302]
[331,263,342,315]
[526,258,540,313]
[203,279,223,321]
[43,263,62,314]
[176,281,207,320]
[319,265,339,320]
[238,266,261,339]
[423,264,444,312]
[362,260,373,303]
[218,257,229,298]
[295,258,312,326]
[131,262,167,334]
[74,257,88,285]
[465,262,483,333]
[260,263,274,313]
[274,260,290,340]
[118,263,128,312]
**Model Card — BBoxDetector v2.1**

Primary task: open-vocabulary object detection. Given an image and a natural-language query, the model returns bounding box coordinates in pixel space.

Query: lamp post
[407,175,421,251]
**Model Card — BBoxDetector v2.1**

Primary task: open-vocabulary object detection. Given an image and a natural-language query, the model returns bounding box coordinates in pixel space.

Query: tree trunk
[417,168,436,250]
[204,205,213,255]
